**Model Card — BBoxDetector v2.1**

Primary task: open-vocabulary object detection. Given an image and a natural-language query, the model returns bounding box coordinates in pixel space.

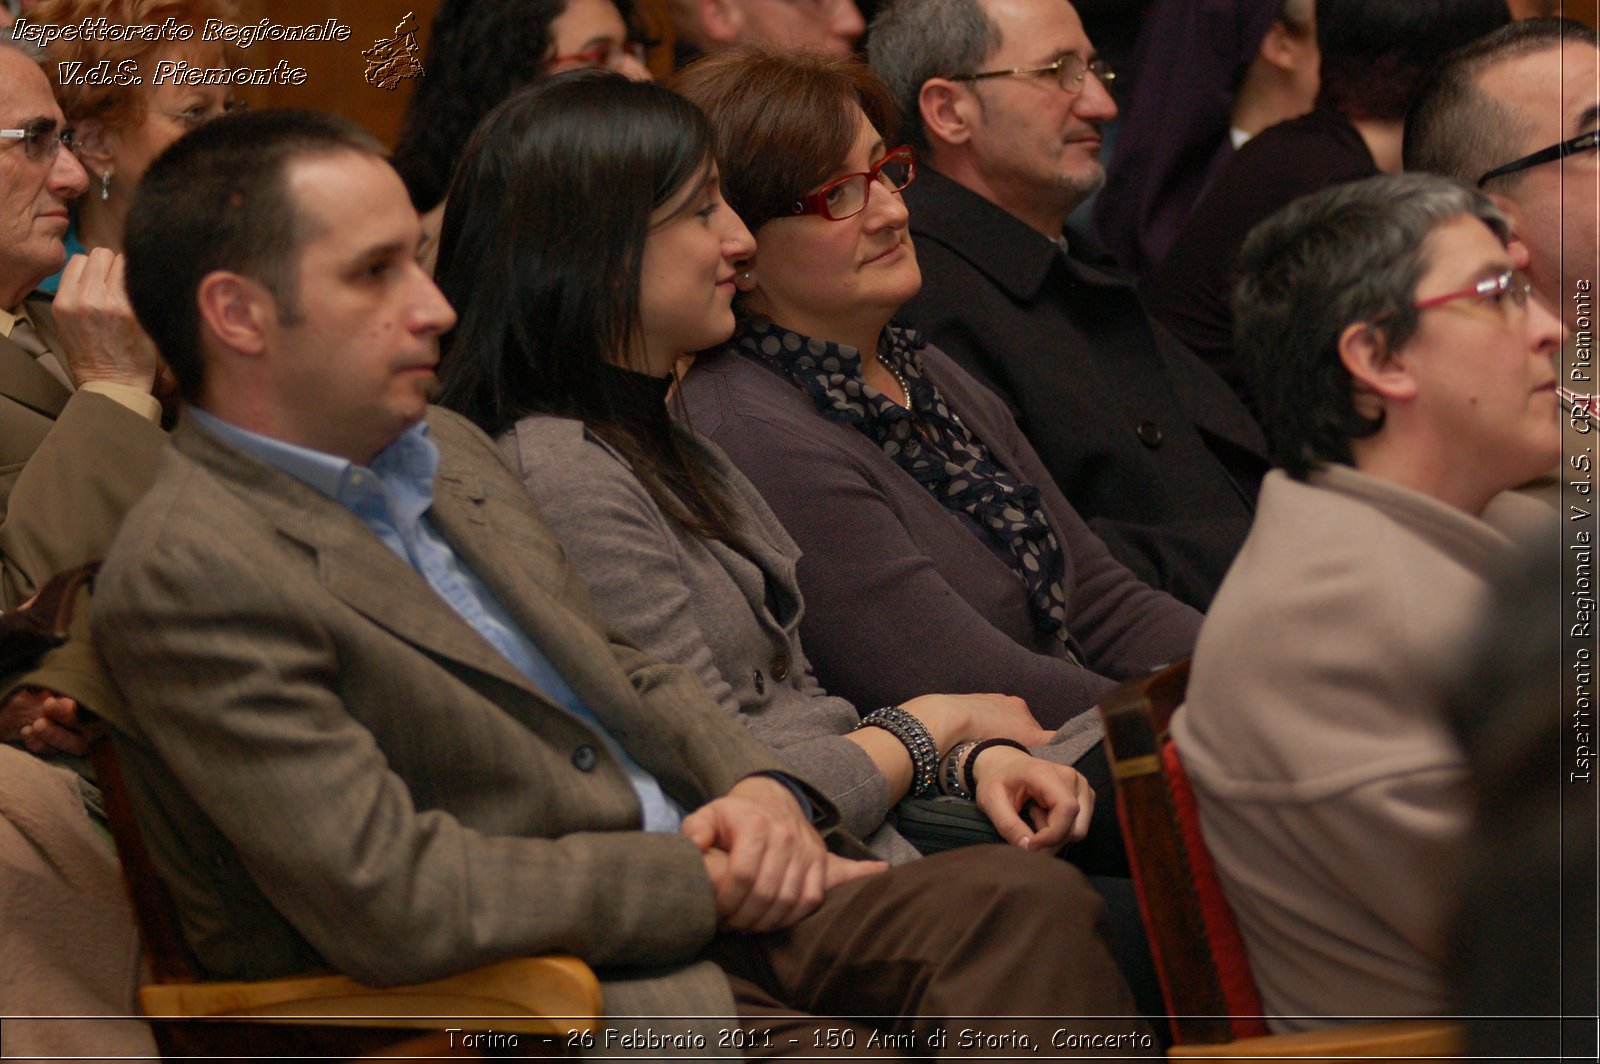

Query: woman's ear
[733,255,758,293]
[1339,319,1417,416]
[71,117,116,170]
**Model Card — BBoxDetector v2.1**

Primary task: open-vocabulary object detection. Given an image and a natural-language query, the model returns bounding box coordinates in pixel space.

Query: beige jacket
[1172,465,1554,1031]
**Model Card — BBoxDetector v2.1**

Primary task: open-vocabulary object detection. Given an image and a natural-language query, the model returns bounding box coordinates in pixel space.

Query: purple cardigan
[678,340,1202,729]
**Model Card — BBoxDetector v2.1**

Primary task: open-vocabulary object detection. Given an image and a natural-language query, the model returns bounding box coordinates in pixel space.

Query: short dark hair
[1316,0,1510,123]
[390,0,572,212]
[434,71,740,541]
[671,48,899,236]
[1404,18,1599,186]
[124,109,385,404]
[1233,173,1508,479]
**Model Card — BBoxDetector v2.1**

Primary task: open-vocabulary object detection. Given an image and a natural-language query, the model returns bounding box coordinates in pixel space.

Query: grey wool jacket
[499,414,921,862]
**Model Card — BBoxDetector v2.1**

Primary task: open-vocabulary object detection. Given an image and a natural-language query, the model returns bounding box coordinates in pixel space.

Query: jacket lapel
[0,333,70,419]
[174,417,548,699]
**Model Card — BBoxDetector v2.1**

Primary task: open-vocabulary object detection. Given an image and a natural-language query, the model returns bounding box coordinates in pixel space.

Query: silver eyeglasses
[949,54,1115,95]
[0,118,76,162]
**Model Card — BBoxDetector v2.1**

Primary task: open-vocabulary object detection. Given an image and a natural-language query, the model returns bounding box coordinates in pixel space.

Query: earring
[740,272,752,282]
[100,170,112,202]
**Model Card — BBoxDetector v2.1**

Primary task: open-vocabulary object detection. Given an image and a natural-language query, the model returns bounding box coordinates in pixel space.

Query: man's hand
[972,747,1095,853]
[53,249,164,393]
[0,688,86,756]
[682,775,883,932]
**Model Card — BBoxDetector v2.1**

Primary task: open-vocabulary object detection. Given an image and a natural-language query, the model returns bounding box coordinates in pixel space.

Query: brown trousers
[707,846,1157,1059]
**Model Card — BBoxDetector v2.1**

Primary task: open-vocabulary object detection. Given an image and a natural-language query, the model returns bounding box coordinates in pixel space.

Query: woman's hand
[900,692,1053,751]
[971,746,1094,853]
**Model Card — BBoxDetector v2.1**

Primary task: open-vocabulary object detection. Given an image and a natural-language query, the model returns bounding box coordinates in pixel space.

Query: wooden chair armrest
[1167,1019,1462,1060]
[140,956,602,1036]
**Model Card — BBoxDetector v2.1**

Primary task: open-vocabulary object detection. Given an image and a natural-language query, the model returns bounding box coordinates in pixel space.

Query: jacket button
[753,669,765,695]
[1136,420,1163,448]
[572,745,597,772]
[770,656,790,681]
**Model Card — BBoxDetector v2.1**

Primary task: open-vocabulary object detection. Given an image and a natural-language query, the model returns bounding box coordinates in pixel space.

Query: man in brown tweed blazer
[91,109,1147,1054]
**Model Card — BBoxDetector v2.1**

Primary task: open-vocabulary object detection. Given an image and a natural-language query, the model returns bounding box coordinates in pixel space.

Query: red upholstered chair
[1097,660,1462,1061]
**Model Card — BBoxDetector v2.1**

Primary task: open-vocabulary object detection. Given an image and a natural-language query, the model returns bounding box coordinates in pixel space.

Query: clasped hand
[971,747,1095,854]
[681,775,885,933]
[0,688,85,756]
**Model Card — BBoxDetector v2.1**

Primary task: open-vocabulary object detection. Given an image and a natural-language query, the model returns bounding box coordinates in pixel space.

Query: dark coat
[900,167,1269,610]
[1145,108,1379,415]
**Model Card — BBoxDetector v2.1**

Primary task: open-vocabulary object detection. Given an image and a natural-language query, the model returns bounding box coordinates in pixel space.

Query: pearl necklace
[881,355,915,414]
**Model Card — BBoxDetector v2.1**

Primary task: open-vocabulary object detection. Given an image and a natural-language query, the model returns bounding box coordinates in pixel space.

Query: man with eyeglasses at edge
[0,39,169,1059]
[1404,17,1599,508]
[867,0,1270,612]
[0,41,167,611]
[1171,173,1562,1030]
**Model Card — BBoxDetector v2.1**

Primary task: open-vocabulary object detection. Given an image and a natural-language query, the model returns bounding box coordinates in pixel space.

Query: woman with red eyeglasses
[436,70,1109,868]
[673,49,1203,849]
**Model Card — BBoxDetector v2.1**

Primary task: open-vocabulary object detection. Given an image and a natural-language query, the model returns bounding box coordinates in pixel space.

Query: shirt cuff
[77,381,162,423]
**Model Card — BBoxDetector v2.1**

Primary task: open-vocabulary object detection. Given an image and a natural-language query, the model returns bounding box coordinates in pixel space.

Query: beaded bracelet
[963,738,1029,796]
[855,706,940,798]
[939,739,981,799]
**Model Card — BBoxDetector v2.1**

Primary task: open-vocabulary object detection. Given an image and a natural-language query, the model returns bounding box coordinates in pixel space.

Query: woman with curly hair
[393,0,649,272]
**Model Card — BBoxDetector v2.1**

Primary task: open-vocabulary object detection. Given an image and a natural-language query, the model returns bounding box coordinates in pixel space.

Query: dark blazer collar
[906,166,1137,302]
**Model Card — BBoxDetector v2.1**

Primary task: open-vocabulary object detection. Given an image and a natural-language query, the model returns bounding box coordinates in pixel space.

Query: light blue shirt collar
[187,408,435,506]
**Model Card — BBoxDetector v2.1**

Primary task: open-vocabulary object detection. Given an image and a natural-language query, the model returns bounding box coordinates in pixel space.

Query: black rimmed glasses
[791,146,916,221]
[1414,268,1533,315]
[0,118,76,162]
[1477,129,1598,187]
[949,54,1115,95]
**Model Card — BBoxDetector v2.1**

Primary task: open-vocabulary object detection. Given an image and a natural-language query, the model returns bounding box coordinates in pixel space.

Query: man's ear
[697,0,743,47]
[196,271,275,357]
[1339,318,1416,416]
[919,78,974,148]
[1258,17,1314,74]
[71,117,115,170]
[1483,191,1532,263]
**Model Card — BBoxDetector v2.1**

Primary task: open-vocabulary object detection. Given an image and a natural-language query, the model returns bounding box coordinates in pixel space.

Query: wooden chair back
[87,723,203,985]
[1097,659,1269,1046]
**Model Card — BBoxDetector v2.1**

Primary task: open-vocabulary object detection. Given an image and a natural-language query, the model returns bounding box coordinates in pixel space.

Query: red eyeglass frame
[790,145,917,220]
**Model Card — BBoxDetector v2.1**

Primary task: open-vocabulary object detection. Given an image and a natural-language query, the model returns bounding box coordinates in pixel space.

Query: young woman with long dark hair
[435,72,1102,865]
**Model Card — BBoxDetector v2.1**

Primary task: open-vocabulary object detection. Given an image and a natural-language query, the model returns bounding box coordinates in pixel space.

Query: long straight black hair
[435,71,741,541]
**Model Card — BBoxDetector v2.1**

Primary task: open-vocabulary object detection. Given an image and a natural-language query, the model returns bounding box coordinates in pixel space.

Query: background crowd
[0,0,1594,1058]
